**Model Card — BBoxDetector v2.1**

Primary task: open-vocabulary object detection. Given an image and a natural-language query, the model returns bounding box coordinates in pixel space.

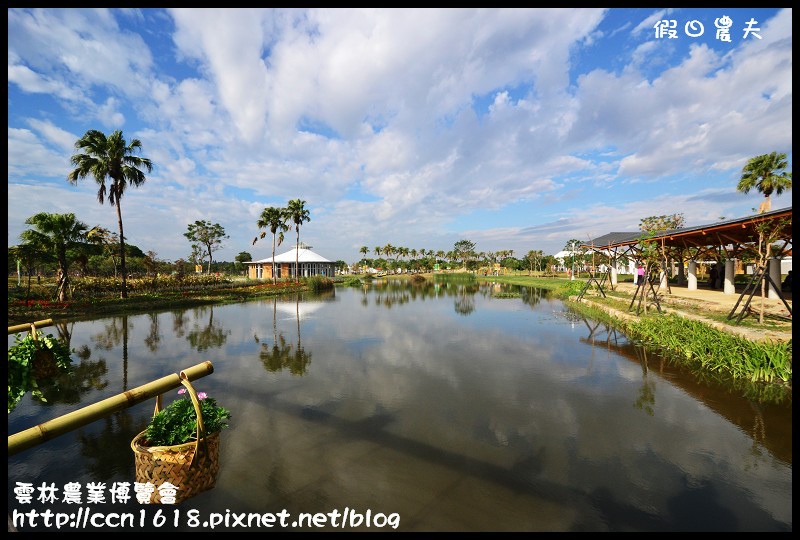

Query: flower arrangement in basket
[130,377,231,504]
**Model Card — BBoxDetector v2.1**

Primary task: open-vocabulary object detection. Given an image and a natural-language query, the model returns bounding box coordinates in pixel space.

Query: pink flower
[178,388,187,395]
[198,392,208,400]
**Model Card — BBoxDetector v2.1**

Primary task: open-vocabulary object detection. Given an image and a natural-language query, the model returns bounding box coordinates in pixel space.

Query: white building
[246,244,336,280]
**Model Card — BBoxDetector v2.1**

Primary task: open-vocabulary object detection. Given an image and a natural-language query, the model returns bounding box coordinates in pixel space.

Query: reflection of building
[247,244,336,280]
[274,298,331,320]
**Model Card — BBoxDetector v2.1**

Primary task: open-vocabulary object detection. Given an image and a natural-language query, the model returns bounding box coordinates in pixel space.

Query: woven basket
[29,324,58,380]
[130,377,221,504]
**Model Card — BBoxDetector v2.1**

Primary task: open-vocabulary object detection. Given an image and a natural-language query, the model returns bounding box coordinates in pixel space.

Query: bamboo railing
[8,318,54,335]
[8,361,215,457]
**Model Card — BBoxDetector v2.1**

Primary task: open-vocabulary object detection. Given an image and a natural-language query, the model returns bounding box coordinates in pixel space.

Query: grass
[8,276,310,326]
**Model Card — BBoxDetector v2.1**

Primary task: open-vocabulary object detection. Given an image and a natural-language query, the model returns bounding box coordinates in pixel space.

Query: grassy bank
[471,274,791,398]
[7,275,316,326]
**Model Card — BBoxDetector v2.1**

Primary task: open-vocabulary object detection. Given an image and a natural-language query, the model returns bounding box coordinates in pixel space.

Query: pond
[7,280,792,532]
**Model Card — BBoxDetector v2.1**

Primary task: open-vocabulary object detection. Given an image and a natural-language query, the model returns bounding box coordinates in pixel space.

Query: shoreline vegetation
[8,272,791,403]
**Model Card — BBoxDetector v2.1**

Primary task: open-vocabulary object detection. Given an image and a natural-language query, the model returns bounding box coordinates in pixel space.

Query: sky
[7,8,793,266]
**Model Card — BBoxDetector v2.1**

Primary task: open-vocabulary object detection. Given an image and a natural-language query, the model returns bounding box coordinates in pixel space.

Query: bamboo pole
[8,319,54,335]
[8,361,214,457]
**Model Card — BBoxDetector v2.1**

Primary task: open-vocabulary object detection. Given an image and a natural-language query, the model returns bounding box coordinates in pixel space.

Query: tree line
[8,126,790,301]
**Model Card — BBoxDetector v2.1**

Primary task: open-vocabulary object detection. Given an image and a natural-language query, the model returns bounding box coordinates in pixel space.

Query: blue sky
[8,8,793,265]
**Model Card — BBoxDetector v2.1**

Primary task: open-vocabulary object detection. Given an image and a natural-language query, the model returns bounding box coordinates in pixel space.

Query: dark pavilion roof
[582,206,792,260]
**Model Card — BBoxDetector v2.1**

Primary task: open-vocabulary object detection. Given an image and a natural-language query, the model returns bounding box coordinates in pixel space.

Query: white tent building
[246,244,336,280]
[553,250,634,275]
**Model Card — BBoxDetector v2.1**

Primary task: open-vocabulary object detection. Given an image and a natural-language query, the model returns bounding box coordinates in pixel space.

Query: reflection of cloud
[274,301,327,320]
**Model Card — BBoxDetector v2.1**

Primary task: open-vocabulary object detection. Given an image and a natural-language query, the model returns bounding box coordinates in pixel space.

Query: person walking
[636,263,645,287]
[709,265,718,289]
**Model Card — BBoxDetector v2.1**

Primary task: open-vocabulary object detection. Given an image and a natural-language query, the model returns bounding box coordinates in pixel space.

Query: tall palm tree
[256,206,289,284]
[286,199,311,282]
[20,212,88,302]
[68,129,153,298]
[737,152,792,214]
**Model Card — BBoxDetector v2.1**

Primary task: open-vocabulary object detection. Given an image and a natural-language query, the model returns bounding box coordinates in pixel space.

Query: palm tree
[68,129,153,298]
[737,152,792,214]
[256,206,289,284]
[286,199,311,282]
[20,212,88,302]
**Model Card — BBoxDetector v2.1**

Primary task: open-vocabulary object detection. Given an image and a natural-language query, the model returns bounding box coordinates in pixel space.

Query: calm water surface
[7,281,792,531]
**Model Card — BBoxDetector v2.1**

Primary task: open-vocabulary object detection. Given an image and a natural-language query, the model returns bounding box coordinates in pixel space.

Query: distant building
[246,243,336,279]
[553,249,633,275]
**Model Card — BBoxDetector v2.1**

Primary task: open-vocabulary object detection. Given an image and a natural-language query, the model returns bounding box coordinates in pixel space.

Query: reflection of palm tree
[258,296,310,375]
[288,344,311,376]
[520,286,545,308]
[454,285,477,316]
[260,333,293,372]
[745,402,768,469]
[633,347,656,416]
[78,411,144,480]
[186,305,230,352]
[172,309,187,338]
[92,315,131,390]
[122,315,129,390]
[35,357,109,405]
[292,293,311,375]
[144,312,161,352]
[55,321,74,347]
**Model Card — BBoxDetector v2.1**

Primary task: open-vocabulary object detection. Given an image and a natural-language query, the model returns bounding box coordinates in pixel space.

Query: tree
[639,213,686,285]
[563,239,583,276]
[453,239,476,268]
[255,206,289,284]
[184,220,229,274]
[235,252,252,269]
[142,251,159,276]
[525,250,543,275]
[737,152,792,214]
[68,129,153,298]
[750,217,791,323]
[9,243,51,300]
[286,199,311,282]
[20,212,88,302]
[87,226,121,277]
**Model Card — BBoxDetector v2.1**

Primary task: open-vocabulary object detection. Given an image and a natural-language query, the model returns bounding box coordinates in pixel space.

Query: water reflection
[259,296,313,375]
[7,282,791,532]
[566,309,792,465]
[186,305,230,352]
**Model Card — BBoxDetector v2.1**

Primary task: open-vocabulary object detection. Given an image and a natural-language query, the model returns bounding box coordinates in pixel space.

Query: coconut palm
[256,206,289,284]
[20,212,88,302]
[286,199,311,282]
[737,152,792,214]
[68,129,153,298]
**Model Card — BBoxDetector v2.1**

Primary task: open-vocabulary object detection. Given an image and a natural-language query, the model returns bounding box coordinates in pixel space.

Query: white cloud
[7,8,793,264]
